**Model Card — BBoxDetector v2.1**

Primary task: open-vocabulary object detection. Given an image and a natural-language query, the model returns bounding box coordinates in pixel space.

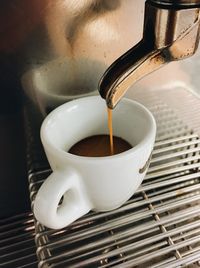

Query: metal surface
[26,86,200,267]
[1,1,143,118]
[99,0,200,108]
[0,212,37,268]
[150,0,200,7]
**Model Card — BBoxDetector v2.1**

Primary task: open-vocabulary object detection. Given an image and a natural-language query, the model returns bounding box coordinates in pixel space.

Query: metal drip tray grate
[26,87,200,268]
[0,212,38,268]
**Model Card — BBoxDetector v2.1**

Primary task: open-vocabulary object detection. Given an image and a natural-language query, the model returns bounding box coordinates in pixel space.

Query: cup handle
[33,169,92,229]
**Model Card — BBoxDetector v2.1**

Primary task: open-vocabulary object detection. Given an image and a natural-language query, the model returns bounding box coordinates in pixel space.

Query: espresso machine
[1,0,200,267]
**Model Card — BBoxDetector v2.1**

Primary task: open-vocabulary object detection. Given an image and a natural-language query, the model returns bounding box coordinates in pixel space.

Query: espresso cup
[34,96,156,229]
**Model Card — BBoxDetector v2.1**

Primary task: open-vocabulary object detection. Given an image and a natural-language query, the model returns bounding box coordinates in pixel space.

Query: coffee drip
[107,108,114,155]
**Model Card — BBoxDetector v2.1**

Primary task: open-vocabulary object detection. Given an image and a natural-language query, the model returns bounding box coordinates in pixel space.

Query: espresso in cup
[68,134,132,157]
[68,103,132,157]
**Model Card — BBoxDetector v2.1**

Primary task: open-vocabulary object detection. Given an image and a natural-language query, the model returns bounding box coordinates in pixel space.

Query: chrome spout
[99,0,200,109]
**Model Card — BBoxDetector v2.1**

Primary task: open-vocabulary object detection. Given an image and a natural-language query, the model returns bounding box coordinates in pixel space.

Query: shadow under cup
[36,96,156,229]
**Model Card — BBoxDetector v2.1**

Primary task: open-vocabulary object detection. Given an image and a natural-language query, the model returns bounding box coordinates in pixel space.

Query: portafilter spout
[99,0,200,109]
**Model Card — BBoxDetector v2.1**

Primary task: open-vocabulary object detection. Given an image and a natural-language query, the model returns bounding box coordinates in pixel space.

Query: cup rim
[41,96,156,162]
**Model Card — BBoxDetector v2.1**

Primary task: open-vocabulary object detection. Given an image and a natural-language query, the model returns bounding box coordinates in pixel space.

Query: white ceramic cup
[34,96,156,229]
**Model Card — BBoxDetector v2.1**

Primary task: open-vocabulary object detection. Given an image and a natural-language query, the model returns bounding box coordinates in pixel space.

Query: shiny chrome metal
[150,0,200,7]
[0,212,37,268]
[26,86,200,267]
[99,1,200,108]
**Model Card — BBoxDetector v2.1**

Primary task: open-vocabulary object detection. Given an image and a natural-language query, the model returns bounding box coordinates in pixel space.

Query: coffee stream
[107,108,114,155]
[68,103,132,157]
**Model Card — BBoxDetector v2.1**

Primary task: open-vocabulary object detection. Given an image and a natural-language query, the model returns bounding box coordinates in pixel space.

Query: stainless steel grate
[0,212,38,268]
[26,86,200,268]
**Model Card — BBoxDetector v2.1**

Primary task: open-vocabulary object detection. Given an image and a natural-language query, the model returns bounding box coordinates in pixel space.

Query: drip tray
[25,86,200,268]
[0,212,37,268]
